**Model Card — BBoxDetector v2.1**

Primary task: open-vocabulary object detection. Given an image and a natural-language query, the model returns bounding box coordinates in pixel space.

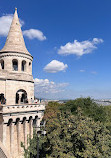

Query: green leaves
[22,98,111,158]
[40,108,111,157]
[64,97,107,122]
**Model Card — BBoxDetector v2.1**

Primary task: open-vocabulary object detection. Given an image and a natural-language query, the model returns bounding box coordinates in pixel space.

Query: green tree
[21,130,38,158]
[22,99,111,158]
[39,108,111,158]
[63,97,106,122]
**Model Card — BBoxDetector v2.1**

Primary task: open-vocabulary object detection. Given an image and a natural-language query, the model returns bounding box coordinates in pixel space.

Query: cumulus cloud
[23,29,46,41]
[0,14,24,36]
[0,14,46,41]
[0,14,13,36]
[58,38,103,56]
[34,78,69,98]
[44,60,68,73]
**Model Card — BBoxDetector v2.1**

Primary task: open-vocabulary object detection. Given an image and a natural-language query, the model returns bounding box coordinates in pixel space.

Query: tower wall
[0,52,33,75]
[0,80,6,97]
[0,8,45,158]
[5,80,34,105]
[0,104,45,158]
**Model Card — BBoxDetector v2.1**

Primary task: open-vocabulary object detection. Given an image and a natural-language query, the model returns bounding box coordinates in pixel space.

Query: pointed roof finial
[0,8,30,56]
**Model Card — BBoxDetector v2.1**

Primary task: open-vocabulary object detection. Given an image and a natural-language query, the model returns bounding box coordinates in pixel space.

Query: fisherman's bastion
[0,8,45,158]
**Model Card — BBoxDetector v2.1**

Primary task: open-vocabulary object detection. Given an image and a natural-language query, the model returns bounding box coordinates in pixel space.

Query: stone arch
[12,59,18,71]
[0,141,12,158]
[0,59,4,70]
[16,89,28,104]
[21,60,26,72]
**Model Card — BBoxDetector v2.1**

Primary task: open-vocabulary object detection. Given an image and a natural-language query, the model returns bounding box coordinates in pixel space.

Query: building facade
[0,8,45,158]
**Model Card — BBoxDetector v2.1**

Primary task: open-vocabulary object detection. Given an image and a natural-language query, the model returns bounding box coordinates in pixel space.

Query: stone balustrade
[1,104,45,114]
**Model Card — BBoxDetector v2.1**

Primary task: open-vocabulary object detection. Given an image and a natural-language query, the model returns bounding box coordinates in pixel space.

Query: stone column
[29,118,33,138]
[26,61,29,73]
[16,120,20,155]
[25,120,28,148]
[18,60,21,72]
[3,123,7,146]
[18,92,23,104]
[23,118,27,147]
[19,120,24,157]
[10,122,14,155]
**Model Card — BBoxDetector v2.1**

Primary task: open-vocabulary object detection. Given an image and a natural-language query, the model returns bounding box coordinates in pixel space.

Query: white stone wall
[0,53,32,75]
[0,52,34,105]
[5,80,34,105]
[0,80,6,97]
[0,103,45,158]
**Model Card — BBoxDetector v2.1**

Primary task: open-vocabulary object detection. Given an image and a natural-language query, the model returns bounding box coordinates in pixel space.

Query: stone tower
[0,8,45,158]
[0,8,34,105]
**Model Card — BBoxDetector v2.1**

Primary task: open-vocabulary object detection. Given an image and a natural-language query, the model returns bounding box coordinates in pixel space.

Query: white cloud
[0,14,13,36]
[58,38,103,56]
[0,14,46,41]
[23,29,46,41]
[0,14,24,36]
[44,60,68,73]
[80,69,85,72]
[34,78,69,98]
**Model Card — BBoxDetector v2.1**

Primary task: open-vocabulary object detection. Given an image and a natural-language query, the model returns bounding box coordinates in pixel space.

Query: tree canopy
[22,98,111,158]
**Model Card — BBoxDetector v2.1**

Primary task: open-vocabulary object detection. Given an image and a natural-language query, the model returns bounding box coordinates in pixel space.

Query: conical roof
[0,8,30,55]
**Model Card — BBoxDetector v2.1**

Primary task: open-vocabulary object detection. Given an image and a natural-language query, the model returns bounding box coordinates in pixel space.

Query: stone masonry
[0,8,45,158]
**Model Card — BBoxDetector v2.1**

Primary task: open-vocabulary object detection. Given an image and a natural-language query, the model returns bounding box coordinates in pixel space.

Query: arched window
[16,89,28,104]
[0,60,4,70]
[22,60,26,72]
[12,59,18,71]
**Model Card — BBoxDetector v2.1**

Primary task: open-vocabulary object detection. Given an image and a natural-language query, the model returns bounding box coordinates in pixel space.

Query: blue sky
[0,0,111,99]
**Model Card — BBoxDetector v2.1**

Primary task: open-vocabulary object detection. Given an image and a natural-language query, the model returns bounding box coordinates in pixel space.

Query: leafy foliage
[22,98,111,158]
[63,97,106,122]
[39,108,111,158]
[21,130,38,158]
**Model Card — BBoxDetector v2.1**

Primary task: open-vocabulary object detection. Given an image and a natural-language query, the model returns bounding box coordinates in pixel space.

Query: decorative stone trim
[0,51,33,61]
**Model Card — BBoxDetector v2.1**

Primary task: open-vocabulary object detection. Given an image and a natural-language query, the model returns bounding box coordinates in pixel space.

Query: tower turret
[0,8,34,105]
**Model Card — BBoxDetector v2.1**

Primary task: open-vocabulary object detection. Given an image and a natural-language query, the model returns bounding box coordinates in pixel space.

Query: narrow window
[22,60,26,72]
[0,60,4,69]
[12,59,18,71]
